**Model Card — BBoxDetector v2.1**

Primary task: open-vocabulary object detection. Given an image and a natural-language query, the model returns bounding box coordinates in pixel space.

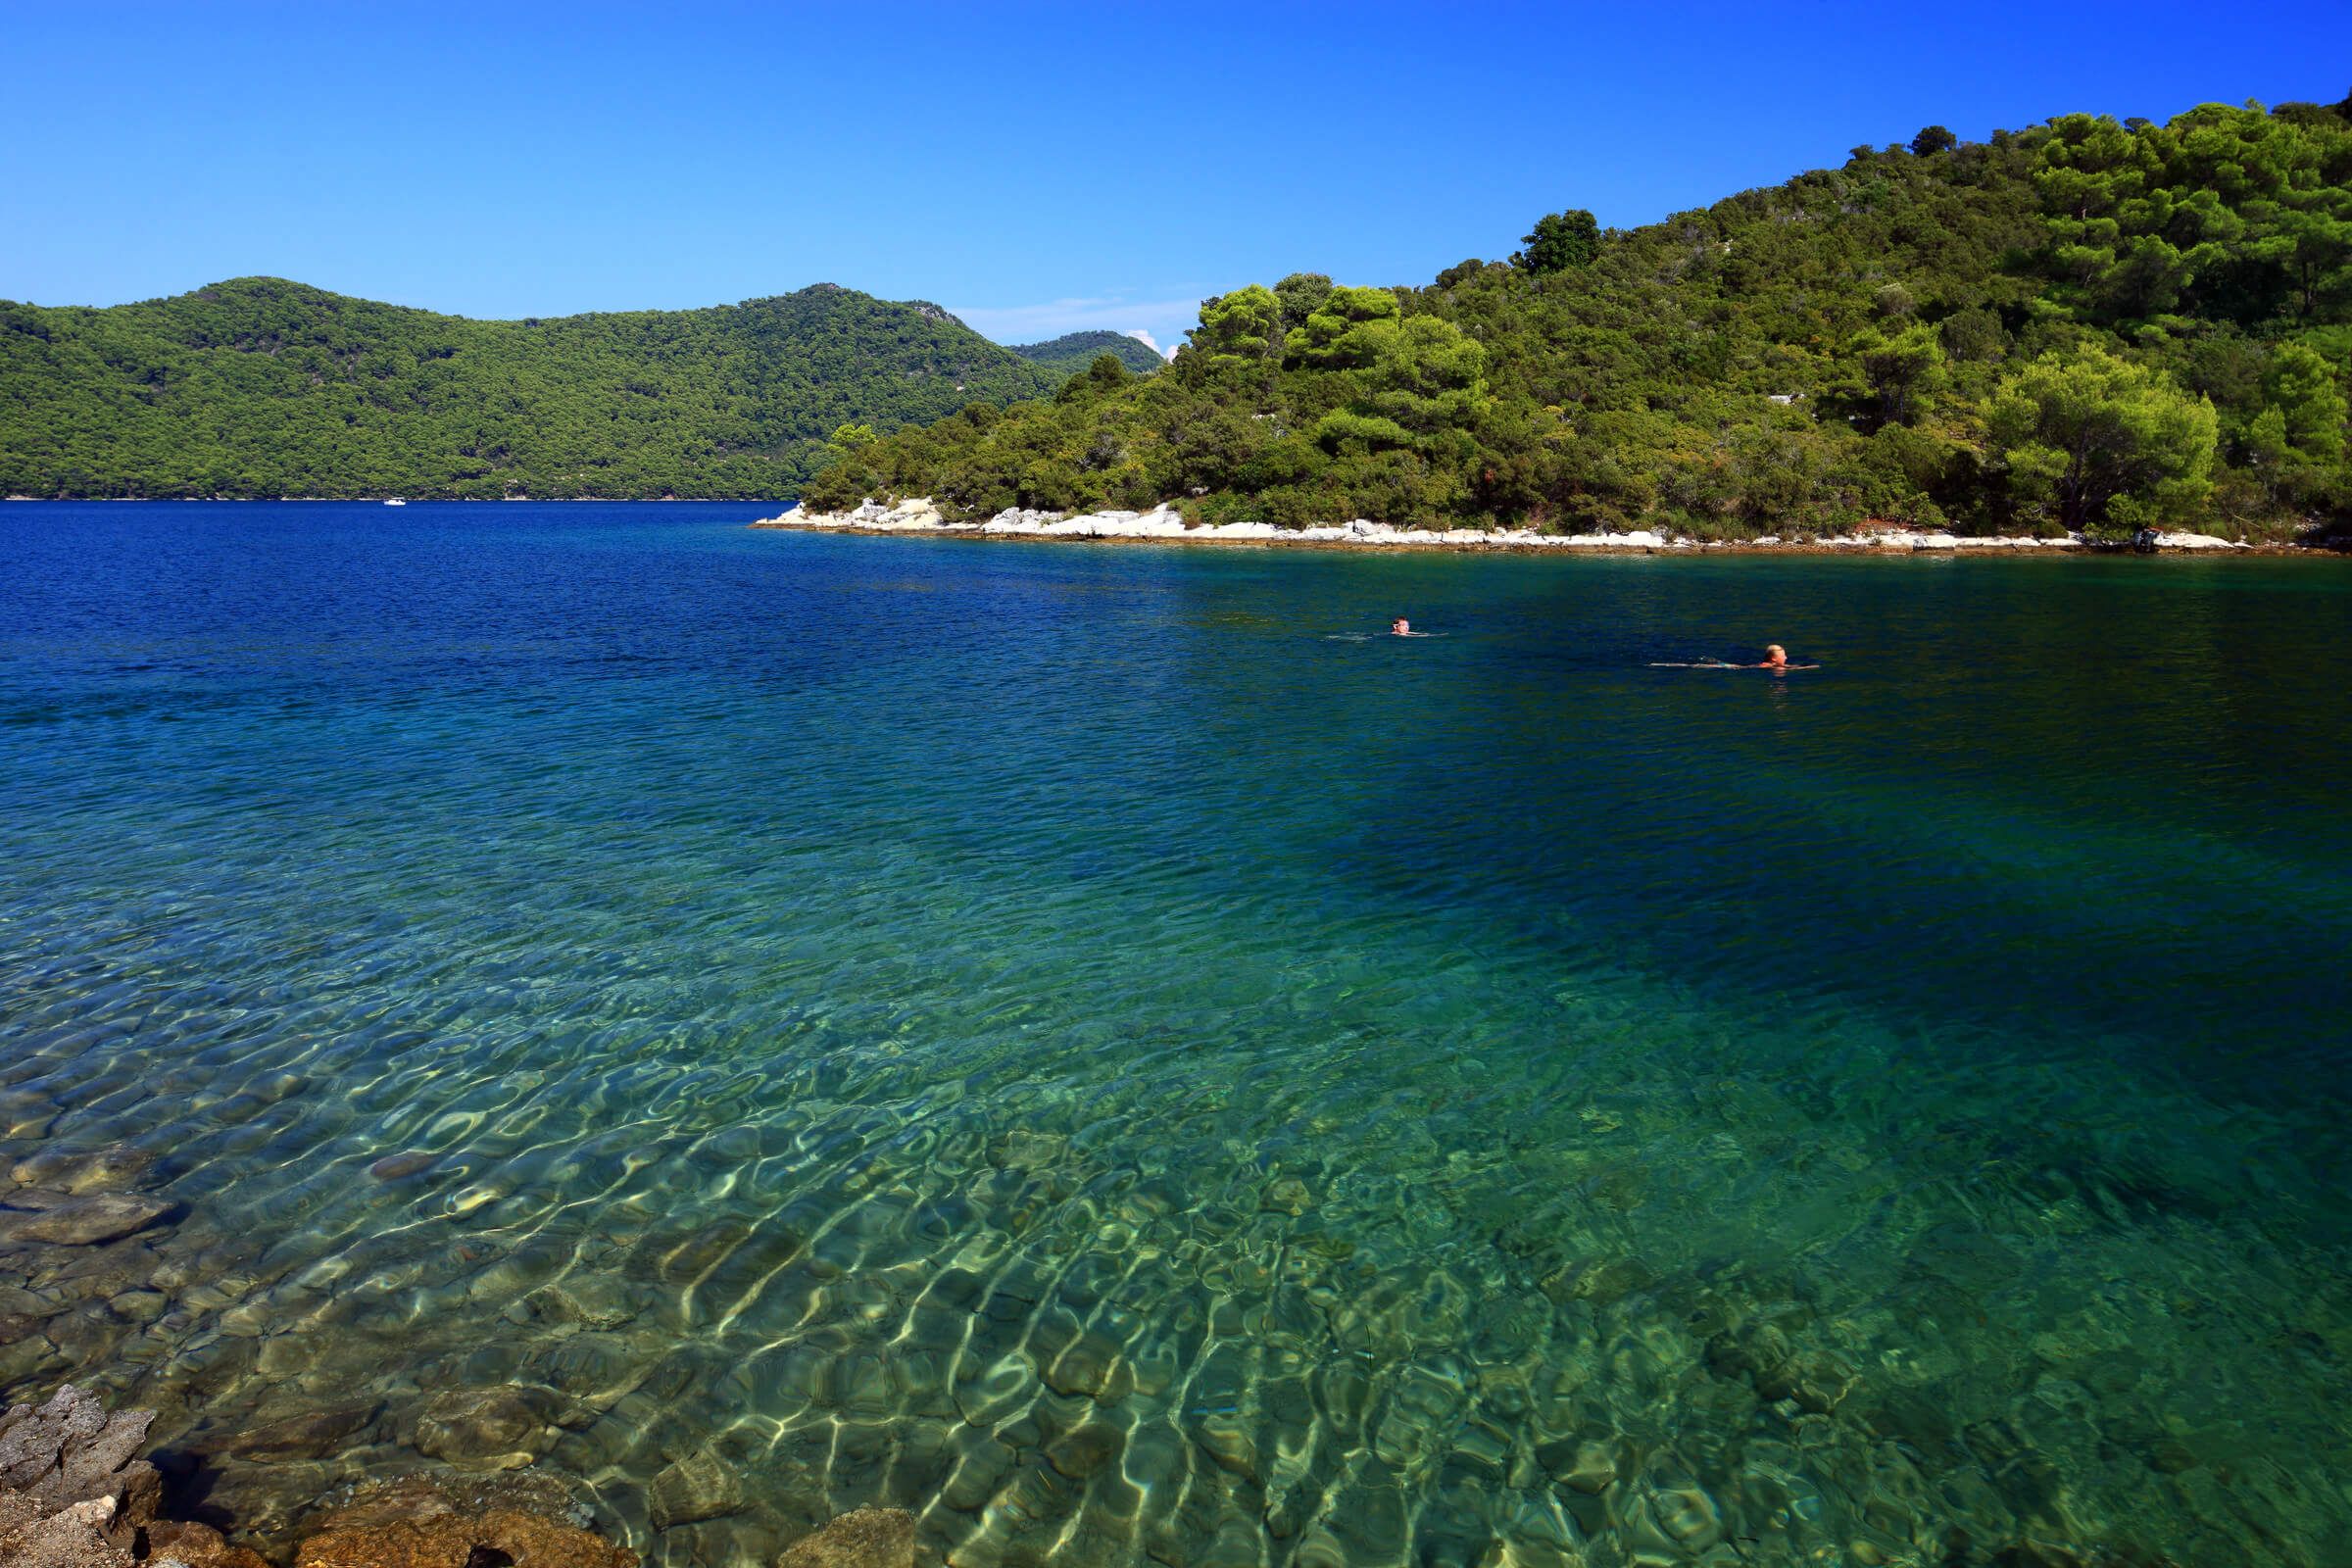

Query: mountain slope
[0,278,1073,498]
[808,96,2352,541]
[1008,330,1167,378]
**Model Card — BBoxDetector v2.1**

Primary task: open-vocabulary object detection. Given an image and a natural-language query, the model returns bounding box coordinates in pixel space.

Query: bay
[1,502,2347,1566]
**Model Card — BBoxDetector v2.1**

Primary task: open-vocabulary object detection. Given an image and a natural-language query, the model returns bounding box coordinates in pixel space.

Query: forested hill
[808,97,2352,541]
[1009,331,1168,377]
[0,279,1093,499]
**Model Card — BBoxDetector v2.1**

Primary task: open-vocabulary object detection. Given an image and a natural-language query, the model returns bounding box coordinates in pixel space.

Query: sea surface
[2,501,2348,1568]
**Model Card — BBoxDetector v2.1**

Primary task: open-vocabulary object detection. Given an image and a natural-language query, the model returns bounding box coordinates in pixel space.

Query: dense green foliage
[0,279,1085,498]
[1515,209,1601,275]
[1008,330,1168,378]
[808,97,2352,539]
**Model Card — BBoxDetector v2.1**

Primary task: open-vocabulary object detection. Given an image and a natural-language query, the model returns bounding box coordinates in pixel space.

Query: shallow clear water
[2,502,2349,1567]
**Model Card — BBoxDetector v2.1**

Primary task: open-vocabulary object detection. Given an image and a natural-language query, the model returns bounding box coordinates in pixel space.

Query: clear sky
[5,1,2348,353]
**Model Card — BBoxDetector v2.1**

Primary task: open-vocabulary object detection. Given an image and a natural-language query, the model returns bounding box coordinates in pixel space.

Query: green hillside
[1008,330,1168,378]
[808,97,2352,541]
[0,279,1075,499]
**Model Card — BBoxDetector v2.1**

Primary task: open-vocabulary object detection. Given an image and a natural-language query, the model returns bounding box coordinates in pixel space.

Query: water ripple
[0,505,2348,1566]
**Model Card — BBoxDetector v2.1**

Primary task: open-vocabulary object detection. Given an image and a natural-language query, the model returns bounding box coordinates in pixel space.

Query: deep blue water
[2,502,2348,1567]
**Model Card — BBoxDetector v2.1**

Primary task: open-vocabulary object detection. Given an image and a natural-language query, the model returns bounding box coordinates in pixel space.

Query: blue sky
[5,2,2348,353]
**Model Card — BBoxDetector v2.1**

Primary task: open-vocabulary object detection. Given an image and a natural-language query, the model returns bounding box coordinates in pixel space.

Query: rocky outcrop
[0,1388,258,1568]
[753,499,969,534]
[751,501,2180,553]
[753,499,1683,550]
[0,1384,162,1566]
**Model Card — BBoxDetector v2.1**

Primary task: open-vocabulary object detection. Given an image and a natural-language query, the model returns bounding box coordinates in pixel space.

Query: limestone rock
[0,1385,158,1515]
[292,1504,635,1568]
[0,1490,130,1568]
[145,1519,271,1568]
[772,1508,914,1568]
[0,1385,162,1556]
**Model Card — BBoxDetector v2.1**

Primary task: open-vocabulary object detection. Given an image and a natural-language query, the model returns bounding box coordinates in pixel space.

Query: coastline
[754,498,2338,556]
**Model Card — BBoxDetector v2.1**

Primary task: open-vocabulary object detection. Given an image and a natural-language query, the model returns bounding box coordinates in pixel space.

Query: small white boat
[383,497,407,507]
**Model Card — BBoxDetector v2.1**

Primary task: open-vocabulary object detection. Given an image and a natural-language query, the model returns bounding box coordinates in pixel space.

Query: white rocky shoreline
[753,498,2275,554]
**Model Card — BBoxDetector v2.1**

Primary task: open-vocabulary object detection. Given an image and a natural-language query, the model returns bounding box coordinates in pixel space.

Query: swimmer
[1649,645,1816,669]
[1391,616,1425,637]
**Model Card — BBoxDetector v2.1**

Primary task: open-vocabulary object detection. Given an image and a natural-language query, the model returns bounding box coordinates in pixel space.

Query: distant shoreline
[3,495,769,503]
[752,500,2345,558]
[7,496,2340,555]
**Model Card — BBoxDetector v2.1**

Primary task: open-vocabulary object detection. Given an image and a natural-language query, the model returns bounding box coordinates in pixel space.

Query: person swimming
[1648,643,1817,669]
[1391,616,1417,637]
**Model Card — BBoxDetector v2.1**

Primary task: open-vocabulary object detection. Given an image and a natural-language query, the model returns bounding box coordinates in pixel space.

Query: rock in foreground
[0,1383,164,1567]
[0,1387,632,1568]
[0,1385,160,1544]
[294,1475,636,1568]
[773,1507,914,1568]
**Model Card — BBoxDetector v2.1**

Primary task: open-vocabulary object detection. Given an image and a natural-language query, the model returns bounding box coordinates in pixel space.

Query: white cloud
[950,294,1201,353]
[1124,329,1174,361]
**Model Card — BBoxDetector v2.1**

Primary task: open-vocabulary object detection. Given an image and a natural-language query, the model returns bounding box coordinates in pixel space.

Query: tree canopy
[1006,331,1167,378]
[808,98,2352,541]
[1514,209,1602,274]
[0,280,1132,499]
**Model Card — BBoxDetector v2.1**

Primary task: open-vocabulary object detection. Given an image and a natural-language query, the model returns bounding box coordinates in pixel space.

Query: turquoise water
[2,502,2349,1567]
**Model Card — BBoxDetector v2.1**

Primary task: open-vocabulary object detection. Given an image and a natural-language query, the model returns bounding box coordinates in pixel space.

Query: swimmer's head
[1392,617,1410,634]
[1764,644,1787,661]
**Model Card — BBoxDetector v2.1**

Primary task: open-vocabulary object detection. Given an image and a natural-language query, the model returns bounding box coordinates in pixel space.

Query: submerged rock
[203,1402,382,1462]
[9,1149,156,1196]
[409,1385,579,1470]
[1040,1332,1131,1404]
[1260,1177,1312,1216]
[0,1194,173,1248]
[293,1475,635,1568]
[771,1507,914,1568]
[645,1446,744,1530]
